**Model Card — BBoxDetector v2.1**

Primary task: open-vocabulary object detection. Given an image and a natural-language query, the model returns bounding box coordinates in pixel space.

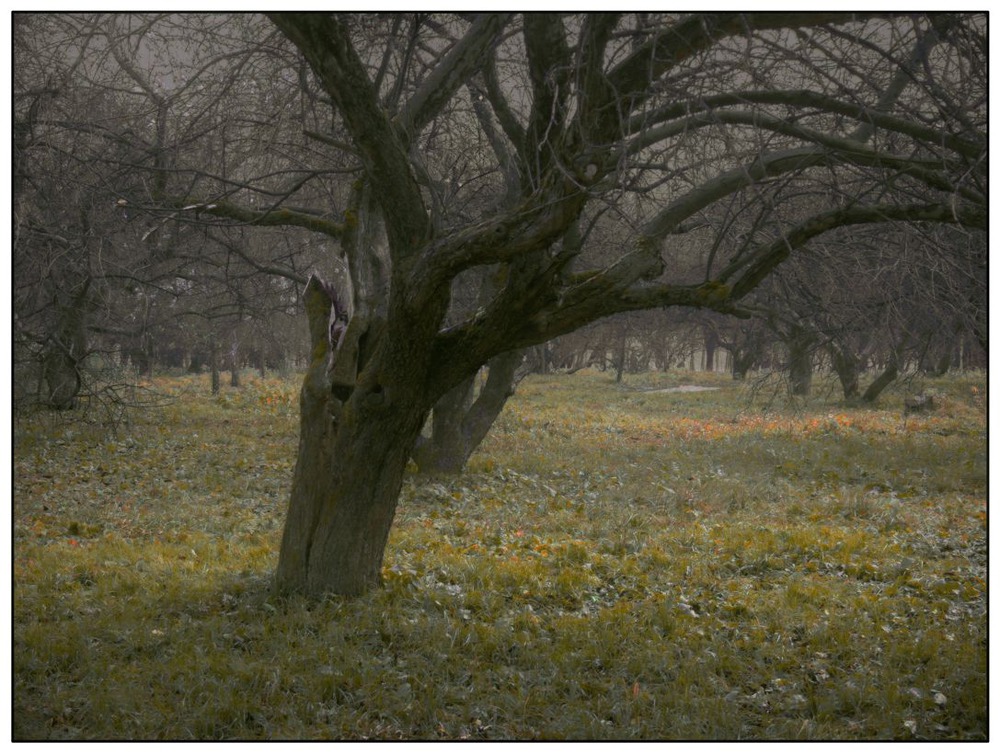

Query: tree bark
[276,388,427,596]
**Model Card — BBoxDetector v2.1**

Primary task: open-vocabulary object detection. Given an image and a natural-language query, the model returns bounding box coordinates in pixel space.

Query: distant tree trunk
[828,343,862,399]
[786,325,816,396]
[230,343,240,387]
[412,349,524,474]
[43,341,83,410]
[727,322,768,380]
[703,327,718,372]
[920,344,952,376]
[614,327,627,383]
[210,340,221,395]
[141,340,155,377]
[730,348,754,380]
[970,308,988,358]
[862,361,899,403]
[43,278,91,410]
[934,350,952,376]
[129,329,154,377]
[537,344,550,374]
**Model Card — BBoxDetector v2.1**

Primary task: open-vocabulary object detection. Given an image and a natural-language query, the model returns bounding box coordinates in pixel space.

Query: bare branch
[481,54,526,159]
[725,201,987,299]
[523,13,572,177]
[395,13,512,139]
[268,13,430,255]
[165,197,350,239]
[606,13,888,127]
[627,90,985,160]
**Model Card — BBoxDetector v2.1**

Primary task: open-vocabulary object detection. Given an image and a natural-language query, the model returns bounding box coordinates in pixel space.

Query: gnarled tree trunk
[274,274,436,596]
[259,11,986,601]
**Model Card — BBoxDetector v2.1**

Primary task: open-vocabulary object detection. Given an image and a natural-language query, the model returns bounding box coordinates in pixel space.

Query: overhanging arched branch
[725,201,988,299]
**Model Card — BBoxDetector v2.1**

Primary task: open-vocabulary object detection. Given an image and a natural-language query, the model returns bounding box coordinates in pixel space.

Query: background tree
[14,15,155,412]
[14,14,333,403]
[736,220,987,402]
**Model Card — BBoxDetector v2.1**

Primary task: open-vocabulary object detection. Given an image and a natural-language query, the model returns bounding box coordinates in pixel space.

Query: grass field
[12,369,988,740]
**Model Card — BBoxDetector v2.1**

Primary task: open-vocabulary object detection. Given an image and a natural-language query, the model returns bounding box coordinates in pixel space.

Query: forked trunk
[412,349,524,474]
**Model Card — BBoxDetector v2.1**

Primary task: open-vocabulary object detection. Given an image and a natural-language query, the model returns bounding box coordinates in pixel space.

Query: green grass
[13,369,987,740]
